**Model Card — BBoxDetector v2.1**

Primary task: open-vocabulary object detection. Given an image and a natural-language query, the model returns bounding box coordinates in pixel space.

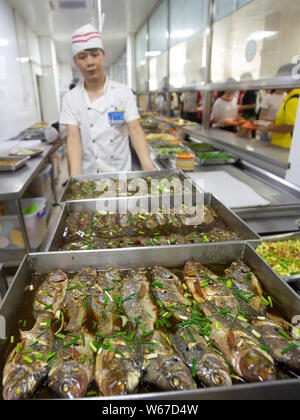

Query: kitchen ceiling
[7,0,160,66]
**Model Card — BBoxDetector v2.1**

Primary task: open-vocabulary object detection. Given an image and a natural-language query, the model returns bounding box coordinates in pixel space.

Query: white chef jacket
[60,77,140,174]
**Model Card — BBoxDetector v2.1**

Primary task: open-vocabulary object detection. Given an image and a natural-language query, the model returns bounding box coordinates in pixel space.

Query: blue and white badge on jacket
[108,109,125,125]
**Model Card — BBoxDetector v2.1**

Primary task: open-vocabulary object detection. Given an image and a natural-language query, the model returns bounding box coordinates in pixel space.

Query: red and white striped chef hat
[72,24,104,57]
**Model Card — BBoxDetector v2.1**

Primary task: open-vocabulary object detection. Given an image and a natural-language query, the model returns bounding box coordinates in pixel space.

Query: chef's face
[74,48,106,81]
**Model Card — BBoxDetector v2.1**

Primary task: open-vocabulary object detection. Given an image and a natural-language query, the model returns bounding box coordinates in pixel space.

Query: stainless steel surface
[0,263,8,300]
[59,169,193,203]
[0,156,30,172]
[153,116,291,176]
[137,76,300,96]
[166,162,300,208]
[236,205,300,235]
[196,156,238,166]
[257,232,300,283]
[0,145,53,200]
[15,198,30,254]
[178,125,290,173]
[1,243,300,399]
[149,144,194,160]
[9,149,44,159]
[45,193,261,252]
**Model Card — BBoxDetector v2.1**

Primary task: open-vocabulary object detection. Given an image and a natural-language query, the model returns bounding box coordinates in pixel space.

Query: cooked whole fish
[95,336,142,396]
[252,314,300,372]
[150,266,191,322]
[202,304,276,383]
[122,270,157,336]
[183,261,240,317]
[90,269,123,336]
[169,331,232,387]
[2,313,54,400]
[225,261,266,315]
[33,270,68,316]
[150,266,232,387]
[122,271,196,391]
[184,261,277,383]
[63,269,96,332]
[141,330,197,391]
[48,330,94,399]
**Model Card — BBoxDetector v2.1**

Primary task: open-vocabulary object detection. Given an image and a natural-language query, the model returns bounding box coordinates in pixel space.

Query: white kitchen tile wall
[0,0,40,141]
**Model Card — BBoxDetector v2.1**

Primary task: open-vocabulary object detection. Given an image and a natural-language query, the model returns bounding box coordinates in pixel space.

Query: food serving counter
[152,117,290,178]
[1,243,300,400]
[150,117,300,235]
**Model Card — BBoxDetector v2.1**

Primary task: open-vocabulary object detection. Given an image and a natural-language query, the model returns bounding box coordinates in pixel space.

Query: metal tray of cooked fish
[0,156,30,172]
[59,169,194,203]
[45,193,261,252]
[1,243,300,400]
[255,233,300,283]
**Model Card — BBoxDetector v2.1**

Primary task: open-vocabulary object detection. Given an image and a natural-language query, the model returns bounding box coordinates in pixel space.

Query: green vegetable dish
[256,240,300,277]
[197,152,236,160]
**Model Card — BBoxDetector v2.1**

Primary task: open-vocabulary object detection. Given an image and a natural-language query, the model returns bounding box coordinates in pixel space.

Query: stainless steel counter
[151,118,300,234]
[0,141,62,267]
[0,145,53,201]
[153,117,290,178]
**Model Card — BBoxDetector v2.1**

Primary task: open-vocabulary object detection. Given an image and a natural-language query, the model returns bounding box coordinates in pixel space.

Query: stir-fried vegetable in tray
[257,241,300,277]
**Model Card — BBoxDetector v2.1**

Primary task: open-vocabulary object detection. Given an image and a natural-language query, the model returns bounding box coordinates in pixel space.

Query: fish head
[51,270,68,283]
[202,354,232,387]
[3,366,43,400]
[161,357,196,390]
[100,368,141,396]
[239,350,277,383]
[228,330,276,383]
[48,363,90,399]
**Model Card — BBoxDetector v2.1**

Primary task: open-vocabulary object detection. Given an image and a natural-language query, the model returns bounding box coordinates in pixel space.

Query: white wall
[38,36,60,123]
[0,0,40,140]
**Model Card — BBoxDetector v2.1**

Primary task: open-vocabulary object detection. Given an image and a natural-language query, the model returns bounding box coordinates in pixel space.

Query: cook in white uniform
[60,24,156,175]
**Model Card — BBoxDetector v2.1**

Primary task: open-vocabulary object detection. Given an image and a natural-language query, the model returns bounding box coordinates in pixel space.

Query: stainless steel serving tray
[196,155,238,166]
[45,192,261,252]
[0,156,30,172]
[59,169,193,203]
[1,243,300,400]
[257,232,300,283]
[188,143,219,153]
[150,144,195,160]
[9,148,44,159]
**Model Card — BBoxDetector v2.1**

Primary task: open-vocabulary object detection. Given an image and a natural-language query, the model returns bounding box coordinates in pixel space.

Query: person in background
[258,64,300,149]
[258,89,286,142]
[60,24,156,175]
[238,90,258,138]
[196,91,204,124]
[170,94,177,117]
[210,81,239,133]
[155,93,167,115]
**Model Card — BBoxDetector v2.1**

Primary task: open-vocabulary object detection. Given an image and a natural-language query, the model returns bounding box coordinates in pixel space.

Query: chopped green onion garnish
[23,356,33,364]
[192,358,197,377]
[89,342,98,353]
[279,330,290,340]
[46,352,56,362]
